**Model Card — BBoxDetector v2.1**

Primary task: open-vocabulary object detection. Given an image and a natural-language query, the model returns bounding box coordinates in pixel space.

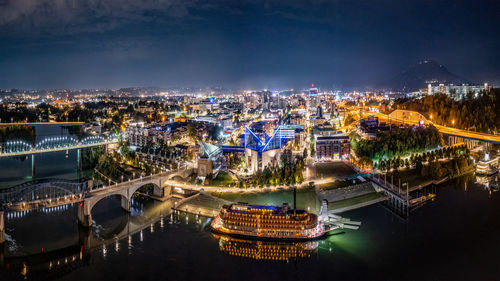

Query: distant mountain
[383,60,471,92]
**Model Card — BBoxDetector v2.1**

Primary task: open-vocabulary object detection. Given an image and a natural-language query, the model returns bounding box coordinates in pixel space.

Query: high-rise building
[309,84,318,96]
[317,106,323,118]
[439,84,446,94]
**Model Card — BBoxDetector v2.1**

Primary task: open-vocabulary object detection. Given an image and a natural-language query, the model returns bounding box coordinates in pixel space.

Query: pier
[370,175,410,216]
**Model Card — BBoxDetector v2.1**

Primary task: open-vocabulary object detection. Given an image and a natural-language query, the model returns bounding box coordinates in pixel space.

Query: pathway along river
[1,174,500,280]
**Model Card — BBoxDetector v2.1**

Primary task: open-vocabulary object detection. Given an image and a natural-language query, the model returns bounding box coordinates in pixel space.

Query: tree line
[0,125,36,143]
[350,125,443,164]
[394,88,500,134]
[375,144,470,174]
[241,149,305,188]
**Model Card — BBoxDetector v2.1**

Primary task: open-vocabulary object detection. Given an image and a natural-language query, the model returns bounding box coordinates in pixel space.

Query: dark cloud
[0,0,199,35]
[0,0,499,89]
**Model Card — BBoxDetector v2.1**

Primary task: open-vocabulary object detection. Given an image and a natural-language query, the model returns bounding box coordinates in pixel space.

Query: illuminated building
[244,125,282,173]
[197,141,223,177]
[315,134,350,161]
[309,84,318,96]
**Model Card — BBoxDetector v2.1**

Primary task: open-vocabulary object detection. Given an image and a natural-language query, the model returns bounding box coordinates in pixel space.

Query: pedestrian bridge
[0,178,91,209]
[0,135,119,158]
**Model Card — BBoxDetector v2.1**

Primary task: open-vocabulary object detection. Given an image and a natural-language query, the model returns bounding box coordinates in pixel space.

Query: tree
[187,123,199,143]
[415,158,423,173]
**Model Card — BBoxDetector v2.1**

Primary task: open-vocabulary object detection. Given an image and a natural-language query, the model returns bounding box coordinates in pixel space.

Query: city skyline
[1,2,500,281]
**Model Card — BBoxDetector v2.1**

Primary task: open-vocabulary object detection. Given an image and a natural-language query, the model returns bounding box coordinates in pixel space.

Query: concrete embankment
[328,193,388,213]
[176,181,389,217]
[317,182,376,202]
[174,192,231,217]
[317,182,387,213]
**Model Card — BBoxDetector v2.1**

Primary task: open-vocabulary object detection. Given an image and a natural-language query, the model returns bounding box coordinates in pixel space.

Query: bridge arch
[0,179,90,209]
[86,181,159,215]
[388,109,428,125]
[78,176,168,227]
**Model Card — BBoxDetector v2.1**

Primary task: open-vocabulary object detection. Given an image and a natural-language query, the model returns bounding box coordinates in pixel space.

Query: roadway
[89,170,180,196]
[359,110,500,144]
[164,176,337,193]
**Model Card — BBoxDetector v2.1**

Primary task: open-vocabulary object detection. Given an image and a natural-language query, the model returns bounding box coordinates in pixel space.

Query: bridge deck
[0,140,118,157]
[363,110,500,144]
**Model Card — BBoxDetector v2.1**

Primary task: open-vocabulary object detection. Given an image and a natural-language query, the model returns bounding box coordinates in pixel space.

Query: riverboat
[476,154,499,176]
[210,202,337,241]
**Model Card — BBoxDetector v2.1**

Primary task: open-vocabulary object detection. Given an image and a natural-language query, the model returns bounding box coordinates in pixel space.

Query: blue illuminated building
[244,125,282,173]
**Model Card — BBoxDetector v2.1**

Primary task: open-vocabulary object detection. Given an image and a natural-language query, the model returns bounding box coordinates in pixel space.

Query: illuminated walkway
[0,140,118,157]
[0,135,119,157]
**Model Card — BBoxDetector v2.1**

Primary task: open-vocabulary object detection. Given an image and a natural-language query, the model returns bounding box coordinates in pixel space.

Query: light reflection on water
[215,234,320,261]
[0,124,91,189]
[2,175,500,280]
[0,193,340,280]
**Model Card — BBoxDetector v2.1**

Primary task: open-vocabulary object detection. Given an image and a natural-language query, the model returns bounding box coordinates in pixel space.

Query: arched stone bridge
[77,167,194,227]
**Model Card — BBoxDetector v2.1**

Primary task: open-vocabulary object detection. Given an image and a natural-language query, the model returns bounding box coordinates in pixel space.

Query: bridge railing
[89,166,192,193]
[0,179,91,207]
[0,139,119,157]
[370,174,409,201]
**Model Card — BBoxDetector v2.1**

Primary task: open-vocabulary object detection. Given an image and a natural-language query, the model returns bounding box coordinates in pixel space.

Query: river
[0,125,89,189]
[1,174,500,281]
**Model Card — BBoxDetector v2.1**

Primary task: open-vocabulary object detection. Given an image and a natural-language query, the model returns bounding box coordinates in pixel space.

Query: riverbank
[380,165,476,192]
[174,192,231,217]
[327,192,388,213]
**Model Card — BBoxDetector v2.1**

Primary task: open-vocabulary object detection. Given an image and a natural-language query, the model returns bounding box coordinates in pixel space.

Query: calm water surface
[1,175,500,281]
[0,125,88,188]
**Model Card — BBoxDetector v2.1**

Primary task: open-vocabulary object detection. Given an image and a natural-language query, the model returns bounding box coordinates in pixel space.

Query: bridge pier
[78,202,92,227]
[77,148,82,179]
[121,196,131,212]
[152,185,172,200]
[78,224,92,252]
[0,211,5,244]
[0,239,4,268]
[31,153,36,181]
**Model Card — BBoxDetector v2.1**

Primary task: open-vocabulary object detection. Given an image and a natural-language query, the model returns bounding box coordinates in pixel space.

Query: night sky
[0,0,499,90]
